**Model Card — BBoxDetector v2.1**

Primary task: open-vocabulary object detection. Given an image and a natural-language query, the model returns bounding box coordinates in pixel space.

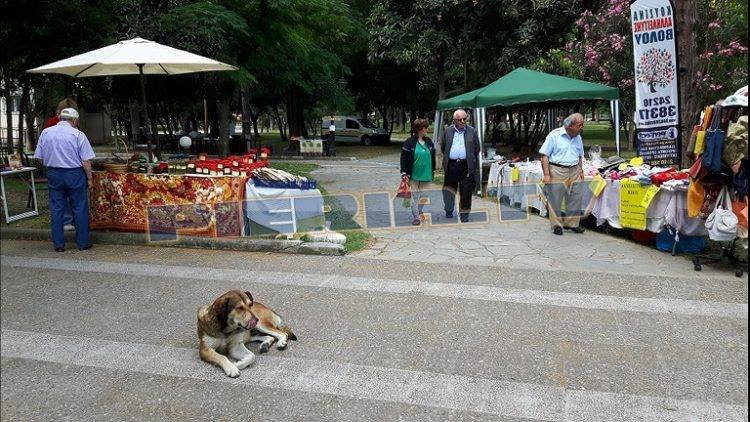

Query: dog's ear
[244,291,254,303]
[211,295,232,331]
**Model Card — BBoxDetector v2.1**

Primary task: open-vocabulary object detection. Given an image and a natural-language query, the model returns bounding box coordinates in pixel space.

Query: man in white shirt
[539,113,585,235]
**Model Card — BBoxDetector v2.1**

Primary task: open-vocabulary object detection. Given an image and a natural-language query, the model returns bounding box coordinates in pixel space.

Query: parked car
[321,116,390,146]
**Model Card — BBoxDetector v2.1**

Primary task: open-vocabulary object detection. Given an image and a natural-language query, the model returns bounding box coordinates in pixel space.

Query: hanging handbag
[705,186,738,241]
[396,175,411,199]
[688,157,707,180]
[732,195,748,228]
[687,179,704,217]
[693,105,713,155]
[702,105,725,173]
[686,124,701,161]
[698,183,723,219]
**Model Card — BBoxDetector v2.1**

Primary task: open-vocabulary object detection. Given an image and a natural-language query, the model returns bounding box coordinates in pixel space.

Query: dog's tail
[283,327,298,341]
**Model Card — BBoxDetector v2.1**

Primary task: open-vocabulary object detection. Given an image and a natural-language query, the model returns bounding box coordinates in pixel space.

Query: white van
[321,116,390,146]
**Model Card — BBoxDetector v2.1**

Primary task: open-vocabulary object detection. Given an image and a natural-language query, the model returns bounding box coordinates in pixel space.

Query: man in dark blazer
[441,109,480,222]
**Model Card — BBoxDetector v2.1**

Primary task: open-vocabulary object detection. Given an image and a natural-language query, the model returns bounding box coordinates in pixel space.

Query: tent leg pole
[138,64,152,164]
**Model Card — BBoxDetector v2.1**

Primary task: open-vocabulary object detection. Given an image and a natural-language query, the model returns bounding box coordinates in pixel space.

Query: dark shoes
[460,213,469,223]
[564,226,585,234]
[412,218,421,226]
[445,211,454,218]
[553,226,563,235]
[55,244,92,252]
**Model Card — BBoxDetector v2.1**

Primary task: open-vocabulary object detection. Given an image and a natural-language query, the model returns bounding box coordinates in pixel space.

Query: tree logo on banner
[636,48,676,93]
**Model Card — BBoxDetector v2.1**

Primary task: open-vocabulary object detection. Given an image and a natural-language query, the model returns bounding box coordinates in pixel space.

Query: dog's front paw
[259,343,270,354]
[224,364,240,378]
[236,353,256,369]
[276,340,287,350]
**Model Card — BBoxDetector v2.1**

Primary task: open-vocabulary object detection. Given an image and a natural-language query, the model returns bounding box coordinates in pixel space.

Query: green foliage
[369,0,586,98]
[343,229,372,252]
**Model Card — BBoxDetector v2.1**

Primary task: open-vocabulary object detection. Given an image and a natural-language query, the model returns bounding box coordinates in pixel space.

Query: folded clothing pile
[252,167,317,190]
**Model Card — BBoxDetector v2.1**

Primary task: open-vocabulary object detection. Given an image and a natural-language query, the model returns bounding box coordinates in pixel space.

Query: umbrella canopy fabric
[27,37,237,77]
[437,68,619,110]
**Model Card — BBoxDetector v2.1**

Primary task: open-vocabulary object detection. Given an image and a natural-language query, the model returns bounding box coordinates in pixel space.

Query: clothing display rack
[685,93,748,277]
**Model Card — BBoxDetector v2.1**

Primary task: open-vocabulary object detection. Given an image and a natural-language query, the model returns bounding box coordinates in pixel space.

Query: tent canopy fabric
[27,37,237,77]
[436,68,619,110]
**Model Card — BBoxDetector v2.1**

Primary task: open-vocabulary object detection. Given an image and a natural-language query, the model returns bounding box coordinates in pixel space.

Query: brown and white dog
[197,290,297,377]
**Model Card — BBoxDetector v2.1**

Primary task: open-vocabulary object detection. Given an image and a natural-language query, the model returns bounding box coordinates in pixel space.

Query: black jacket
[441,125,480,173]
[400,136,436,177]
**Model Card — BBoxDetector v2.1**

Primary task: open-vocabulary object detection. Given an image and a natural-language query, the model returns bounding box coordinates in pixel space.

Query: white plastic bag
[705,187,738,241]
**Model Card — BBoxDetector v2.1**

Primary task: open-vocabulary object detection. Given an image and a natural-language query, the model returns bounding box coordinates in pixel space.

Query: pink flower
[708,20,721,29]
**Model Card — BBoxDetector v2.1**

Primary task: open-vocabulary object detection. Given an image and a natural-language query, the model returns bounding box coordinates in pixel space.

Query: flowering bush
[563,0,747,144]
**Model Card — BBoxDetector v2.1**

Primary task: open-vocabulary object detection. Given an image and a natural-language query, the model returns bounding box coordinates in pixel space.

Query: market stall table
[0,167,39,224]
[244,180,324,236]
[89,171,247,239]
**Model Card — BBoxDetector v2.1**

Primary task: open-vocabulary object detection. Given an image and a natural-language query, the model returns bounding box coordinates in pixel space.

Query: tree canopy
[1,0,746,156]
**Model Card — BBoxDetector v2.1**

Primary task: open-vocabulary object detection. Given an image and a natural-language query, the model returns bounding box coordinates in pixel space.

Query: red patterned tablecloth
[89,172,247,237]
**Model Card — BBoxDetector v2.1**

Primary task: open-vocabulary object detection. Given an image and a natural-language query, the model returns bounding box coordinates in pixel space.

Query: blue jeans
[63,199,74,226]
[47,167,90,249]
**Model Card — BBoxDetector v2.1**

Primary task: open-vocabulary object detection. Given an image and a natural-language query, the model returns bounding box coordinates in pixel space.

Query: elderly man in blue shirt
[34,108,96,251]
[441,109,480,223]
[539,113,586,235]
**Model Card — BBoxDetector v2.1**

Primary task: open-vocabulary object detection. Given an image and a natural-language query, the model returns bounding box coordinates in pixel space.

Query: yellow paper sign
[640,185,660,209]
[511,167,520,182]
[619,179,649,230]
[589,175,607,197]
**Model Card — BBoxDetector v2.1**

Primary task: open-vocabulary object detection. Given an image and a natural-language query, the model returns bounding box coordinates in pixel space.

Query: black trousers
[442,159,474,215]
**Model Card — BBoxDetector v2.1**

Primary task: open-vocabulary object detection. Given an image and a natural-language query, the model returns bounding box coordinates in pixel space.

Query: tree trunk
[271,107,286,142]
[378,106,389,134]
[3,84,14,154]
[18,80,30,154]
[436,58,446,99]
[252,112,260,137]
[240,88,251,141]
[285,88,304,154]
[675,0,698,166]
[217,98,230,157]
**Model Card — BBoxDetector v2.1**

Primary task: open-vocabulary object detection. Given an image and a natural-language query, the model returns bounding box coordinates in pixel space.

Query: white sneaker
[63,224,75,231]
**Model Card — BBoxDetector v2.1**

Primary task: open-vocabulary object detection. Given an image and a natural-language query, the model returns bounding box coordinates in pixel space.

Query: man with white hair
[441,109,480,222]
[539,112,586,235]
[34,108,96,252]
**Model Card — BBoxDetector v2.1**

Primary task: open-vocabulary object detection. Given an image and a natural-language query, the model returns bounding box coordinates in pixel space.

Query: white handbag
[705,187,738,241]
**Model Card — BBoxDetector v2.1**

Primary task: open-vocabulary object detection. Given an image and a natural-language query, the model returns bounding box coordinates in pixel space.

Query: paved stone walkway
[303,154,745,280]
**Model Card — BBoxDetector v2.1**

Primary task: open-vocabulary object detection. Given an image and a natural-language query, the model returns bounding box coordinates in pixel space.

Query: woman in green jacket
[400,118,436,225]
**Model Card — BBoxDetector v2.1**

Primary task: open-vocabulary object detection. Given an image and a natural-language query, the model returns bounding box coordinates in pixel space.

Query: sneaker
[54,246,65,252]
[553,226,563,235]
[445,211,454,218]
[63,224,75,231]
[78,245,92,251]
[412,218,421,226]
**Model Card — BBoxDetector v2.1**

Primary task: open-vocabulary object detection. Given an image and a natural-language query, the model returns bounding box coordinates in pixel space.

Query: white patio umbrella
[27,37,238,161]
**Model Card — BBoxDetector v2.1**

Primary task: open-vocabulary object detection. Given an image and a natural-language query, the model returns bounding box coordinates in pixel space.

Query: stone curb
[0,228,346,256]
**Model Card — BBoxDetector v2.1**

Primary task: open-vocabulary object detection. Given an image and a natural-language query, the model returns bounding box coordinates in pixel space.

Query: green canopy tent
[432,68,621,190]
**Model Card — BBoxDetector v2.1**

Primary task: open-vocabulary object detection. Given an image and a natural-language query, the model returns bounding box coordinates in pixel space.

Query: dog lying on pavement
[197,290,298,377]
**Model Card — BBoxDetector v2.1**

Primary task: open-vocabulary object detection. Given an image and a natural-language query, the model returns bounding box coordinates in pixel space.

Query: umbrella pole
[138,64,152,164]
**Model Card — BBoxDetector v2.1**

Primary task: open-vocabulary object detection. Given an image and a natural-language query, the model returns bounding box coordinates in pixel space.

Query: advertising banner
[636,126,680,166]
[630,0,681,167]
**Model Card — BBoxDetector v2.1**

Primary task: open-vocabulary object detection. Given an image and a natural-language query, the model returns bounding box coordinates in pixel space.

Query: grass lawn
[1,177,51,229]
